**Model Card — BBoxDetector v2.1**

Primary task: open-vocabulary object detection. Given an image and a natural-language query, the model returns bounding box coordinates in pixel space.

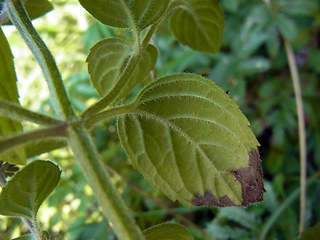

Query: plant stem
[284,39,307,236]
[6,0,75,120]
[0,123,67,154]
[83,104,134,128]
[6,1,145,239]
[0,99,61,125]
[81,53,141,118]
[67,125,145,240]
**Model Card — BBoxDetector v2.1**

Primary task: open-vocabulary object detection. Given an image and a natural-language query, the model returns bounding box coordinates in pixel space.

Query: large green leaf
[78,0,169,29]
[87,37,157,101]
[0,27,25,165]
[143,223,194,240]
[170,0,224,53]
[1,0,53,25]
[118,73,264,207]
[0,160,61,218]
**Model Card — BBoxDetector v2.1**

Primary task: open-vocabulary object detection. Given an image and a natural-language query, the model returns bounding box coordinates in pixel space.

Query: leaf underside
[143,222,194,240]
[0,27,25,165]
[1,0,53,25]
[87,37,157,101]
[78,0,169,29]
[118,73,264,207]
[170,0,224,53]
[0,160,61,218]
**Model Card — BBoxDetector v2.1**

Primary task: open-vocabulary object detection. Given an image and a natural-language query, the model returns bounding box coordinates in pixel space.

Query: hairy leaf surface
[0,160,61,218]
[118,73,264,207]
[87,37,157,101]
[170,0,224,53]
[78,0,169,29]
[143,223,194,240]
[0,28,25,165]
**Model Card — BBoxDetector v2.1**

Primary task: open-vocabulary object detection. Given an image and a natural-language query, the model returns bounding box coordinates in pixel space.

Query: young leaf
[87,37,157,102]
[169,0,224,53]
[78,0,169,29]
[143,222,194,240]
[118,73,264,207]
[0,27,25,165]
[0,160,61,219]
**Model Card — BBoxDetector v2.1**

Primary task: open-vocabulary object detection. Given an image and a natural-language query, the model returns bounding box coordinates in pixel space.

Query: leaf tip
[191,150,265,207]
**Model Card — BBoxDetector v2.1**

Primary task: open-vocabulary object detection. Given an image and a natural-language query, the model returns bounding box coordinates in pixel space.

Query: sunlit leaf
[78,0,169,29]
[87,37,157,101]
[0,27,25,165]
[0,160,61,218]
[118,73,264,207]
[170,0,224,53]
[143,223,194,240]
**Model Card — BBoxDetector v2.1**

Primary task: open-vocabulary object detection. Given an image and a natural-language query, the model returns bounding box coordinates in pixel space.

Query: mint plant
[0,0,265,239]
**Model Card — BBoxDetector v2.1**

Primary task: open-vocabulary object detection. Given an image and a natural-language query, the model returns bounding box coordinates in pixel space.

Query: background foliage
[1,0,320,239]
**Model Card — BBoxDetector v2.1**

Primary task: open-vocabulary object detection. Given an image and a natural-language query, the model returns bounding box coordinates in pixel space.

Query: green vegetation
[0,0,320,239]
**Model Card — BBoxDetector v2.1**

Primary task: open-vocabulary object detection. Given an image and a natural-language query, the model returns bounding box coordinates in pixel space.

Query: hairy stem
[0,123,67,154]
[5,1,145,239]
[284,40,307,236]
[81,53,141,117]
[67,125,145,240]
[6,0,75,120]
[0,99,61,125]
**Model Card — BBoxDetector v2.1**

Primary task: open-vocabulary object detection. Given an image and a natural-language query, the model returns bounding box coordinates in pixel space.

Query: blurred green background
[1,0,320,239]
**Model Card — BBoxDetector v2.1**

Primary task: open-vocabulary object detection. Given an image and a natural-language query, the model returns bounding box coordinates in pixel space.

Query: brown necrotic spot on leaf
[191,190,235,207]
[232,149,266,206]
[191,149,265,207]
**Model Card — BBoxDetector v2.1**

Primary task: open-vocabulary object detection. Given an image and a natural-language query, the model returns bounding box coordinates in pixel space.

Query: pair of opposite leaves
[81,0,265,207]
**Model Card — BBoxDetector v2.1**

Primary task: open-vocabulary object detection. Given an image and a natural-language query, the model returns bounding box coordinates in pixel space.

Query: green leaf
[12,234,33,240]
[0,27,25,165]
[78,0,169,29]
[276,13,297,41]
[236,57,271,75]
[118,73,264,207]
[169,0,224,53]
[1,0,53,25]
[0,160,61,218]
[143,223,194,240]
[280,0,318,16]
[218,207,260,229]
[87,37,157,101]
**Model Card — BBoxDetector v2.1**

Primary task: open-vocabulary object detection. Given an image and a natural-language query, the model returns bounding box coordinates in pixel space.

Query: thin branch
[0,99,62,125]
[0,123,68,154]
[284,39,307,236]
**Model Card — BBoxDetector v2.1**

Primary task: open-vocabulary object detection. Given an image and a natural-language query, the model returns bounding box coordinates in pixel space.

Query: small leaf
[276,13,297,41]
[87,37,157,101]
[118,73,264,207]
[237,57,271,75]
[218,207,260,229]
[0,27,25,165]
[169,0,224,53]
[78,0,169,29]
[1,0,53,25]
[0,160,61,218]
[143,223,194,240]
